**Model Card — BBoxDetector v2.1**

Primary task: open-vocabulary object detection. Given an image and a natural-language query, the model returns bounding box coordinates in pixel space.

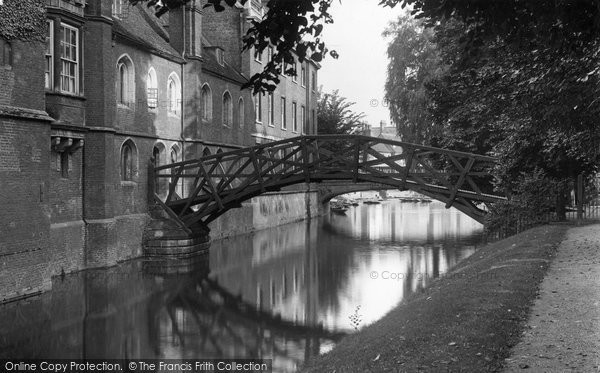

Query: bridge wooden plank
[412,152,455,191]
[216,156,253,193]
[153,193,193,235]
[353,137,365,183]
[446,157,475,208]
[302,138,311,183]
[199,162,224,210]
[165,164,185,204]
[249,148,266,193]
[364,148,407,174]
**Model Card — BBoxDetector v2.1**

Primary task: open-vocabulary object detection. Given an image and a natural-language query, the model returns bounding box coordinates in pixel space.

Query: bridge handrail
[154,135,498,172]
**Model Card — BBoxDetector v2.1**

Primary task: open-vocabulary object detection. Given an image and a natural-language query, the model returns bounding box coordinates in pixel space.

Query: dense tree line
[384,2,600,220]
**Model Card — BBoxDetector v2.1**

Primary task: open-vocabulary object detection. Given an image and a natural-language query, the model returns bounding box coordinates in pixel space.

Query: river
[0,199,484,372]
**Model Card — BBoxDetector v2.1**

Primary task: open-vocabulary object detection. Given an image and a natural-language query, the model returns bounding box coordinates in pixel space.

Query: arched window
[152,143,165,193]
[116,55,134,106]
[238,98,244,127]
[201,84,212,121]
[120,140,137,181]
[0,38,12,67]
[222,91,233,127]
[202,147,211,157]
[152,143,165,167]
[147,67,158,109]
[167,72,181,116]
[170,145,179,163]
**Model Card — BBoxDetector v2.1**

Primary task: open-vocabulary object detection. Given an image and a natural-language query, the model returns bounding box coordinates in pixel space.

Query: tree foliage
[317,89,366,135]
[383,15,445,144]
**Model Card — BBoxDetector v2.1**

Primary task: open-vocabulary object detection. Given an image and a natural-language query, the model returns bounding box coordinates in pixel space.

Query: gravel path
[503,224,600,372]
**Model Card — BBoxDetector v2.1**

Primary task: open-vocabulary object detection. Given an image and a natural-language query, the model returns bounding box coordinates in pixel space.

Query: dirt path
[503,224,600,372]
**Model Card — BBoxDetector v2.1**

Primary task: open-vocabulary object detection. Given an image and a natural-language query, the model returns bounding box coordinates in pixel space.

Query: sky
[318,0,406,127]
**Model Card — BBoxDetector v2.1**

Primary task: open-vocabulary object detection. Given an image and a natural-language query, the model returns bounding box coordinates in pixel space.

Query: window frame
[238,97,245,127]
[292,62,298,83]
[112,0,123,18]
[254,47,263,63]
[222,91,233,127]
[267,92,274,127]
[146,67,158,109]
[292,102,298,132]
[45,20,54,89]
[201,83,213,121]
[255,93,263,123]
[59,23,79,95]
[301,105,306,134]
[120,140,137,182]
[280,97,287,130]
[167,72,181,117]
[301,66,306,88]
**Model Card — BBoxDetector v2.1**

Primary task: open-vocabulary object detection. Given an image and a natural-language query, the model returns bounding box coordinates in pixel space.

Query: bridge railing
[153,135,504,228]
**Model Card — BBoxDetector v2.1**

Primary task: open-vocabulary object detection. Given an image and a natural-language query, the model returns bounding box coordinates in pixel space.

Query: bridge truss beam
[154,135,506,229]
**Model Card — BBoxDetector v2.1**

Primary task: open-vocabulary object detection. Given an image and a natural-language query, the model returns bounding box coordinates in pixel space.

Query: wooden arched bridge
[153,135,506,232]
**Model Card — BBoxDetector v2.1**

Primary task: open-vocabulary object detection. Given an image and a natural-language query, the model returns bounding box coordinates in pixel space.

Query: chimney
[168,0,202,58]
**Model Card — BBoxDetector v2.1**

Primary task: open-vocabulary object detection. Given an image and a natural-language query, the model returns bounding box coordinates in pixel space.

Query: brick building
[0,0,319,302]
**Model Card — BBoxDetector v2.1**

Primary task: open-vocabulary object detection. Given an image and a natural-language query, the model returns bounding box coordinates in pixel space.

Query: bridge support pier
[143,203,210,257]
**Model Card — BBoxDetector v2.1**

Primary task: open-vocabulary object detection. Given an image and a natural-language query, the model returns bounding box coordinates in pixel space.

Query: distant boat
[330,206,348,214]
[363,200,380,205]
[330,202,349,214]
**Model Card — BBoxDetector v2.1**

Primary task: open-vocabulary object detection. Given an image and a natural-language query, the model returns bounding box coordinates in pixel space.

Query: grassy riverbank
[302,224,570,372]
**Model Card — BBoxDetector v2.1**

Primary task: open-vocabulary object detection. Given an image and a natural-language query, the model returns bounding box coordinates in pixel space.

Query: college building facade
[0,0,320,302]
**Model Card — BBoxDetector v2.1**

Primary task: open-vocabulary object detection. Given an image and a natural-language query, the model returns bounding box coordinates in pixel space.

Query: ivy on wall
[0,0,45,41]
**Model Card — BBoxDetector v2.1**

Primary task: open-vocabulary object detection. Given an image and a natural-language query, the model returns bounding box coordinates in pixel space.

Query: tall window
[267,47,273,62]
[311,71,317,92]
[301,105,306,134]
[238,98,244,127]
[170,145,179,163]
[45,21,53,89]
[280,97,286,130]
[152,145,162,167]
[147,67,158,109]
[222,91,233,126]
[254,47,262,63]
[121,140,137,181]
[152,144,163,192]
[312,110,315,134]
[116,56,134,106]
[292,102,297,132]
[255,93,262,123]
[301,66,306,88]
[167,73,181,116]
[60,23,79,94]
[112,0,123,17]
[292,62,298,83]
[267,92,274,126]
[201,84,212,121]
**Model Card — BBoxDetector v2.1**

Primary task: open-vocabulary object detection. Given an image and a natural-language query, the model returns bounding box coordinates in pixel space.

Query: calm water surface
[0,200,483,372]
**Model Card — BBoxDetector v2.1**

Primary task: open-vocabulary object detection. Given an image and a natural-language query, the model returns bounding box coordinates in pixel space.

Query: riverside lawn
[302,224,569,372]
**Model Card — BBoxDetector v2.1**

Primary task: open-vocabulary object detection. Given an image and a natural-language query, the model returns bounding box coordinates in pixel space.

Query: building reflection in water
[0,199,483,373]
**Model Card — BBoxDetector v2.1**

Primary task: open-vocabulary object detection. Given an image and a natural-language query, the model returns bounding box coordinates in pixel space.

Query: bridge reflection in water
[0,200,483,373]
